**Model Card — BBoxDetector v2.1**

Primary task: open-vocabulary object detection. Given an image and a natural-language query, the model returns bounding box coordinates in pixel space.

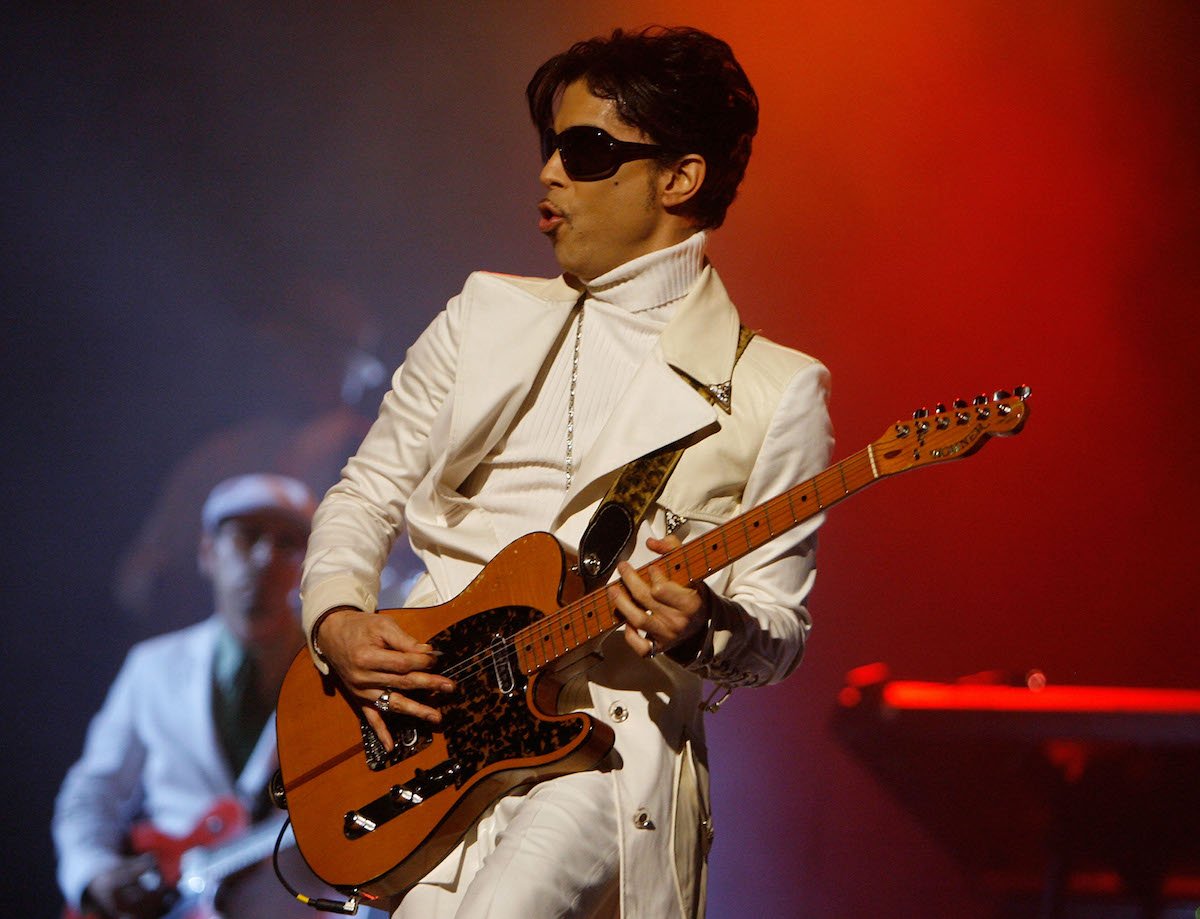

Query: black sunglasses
[541,125,671,181]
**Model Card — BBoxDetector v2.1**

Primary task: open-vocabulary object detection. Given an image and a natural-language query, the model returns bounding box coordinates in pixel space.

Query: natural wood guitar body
[276,532,615,898]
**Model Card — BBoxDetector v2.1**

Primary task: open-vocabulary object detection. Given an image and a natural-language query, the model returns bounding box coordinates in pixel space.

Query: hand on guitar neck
[607,532,714,662]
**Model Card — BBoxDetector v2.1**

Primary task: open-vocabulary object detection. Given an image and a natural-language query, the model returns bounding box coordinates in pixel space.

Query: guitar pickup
[343,759,463,840]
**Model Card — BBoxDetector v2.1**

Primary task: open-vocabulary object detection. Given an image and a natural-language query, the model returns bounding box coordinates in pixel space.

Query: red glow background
[5,3,1197,917]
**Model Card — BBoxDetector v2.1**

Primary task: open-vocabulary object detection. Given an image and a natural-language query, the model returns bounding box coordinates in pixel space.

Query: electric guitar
[275,387,1031,900]
[64,798,293,919]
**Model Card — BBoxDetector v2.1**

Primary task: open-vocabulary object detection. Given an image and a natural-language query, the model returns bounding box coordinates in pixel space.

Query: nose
[540,149,566,188]
[248,533,296,567]
[248,536,277,566]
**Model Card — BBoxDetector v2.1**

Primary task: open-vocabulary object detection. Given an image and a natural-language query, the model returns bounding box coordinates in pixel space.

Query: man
[54,473,328,919]
[301,26,833,919]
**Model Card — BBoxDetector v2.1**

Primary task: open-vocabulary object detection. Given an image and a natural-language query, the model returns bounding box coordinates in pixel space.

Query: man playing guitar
[299,26,834,919]
[53,474,338,919]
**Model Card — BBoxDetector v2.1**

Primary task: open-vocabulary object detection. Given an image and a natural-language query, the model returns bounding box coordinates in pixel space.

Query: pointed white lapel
[439,272,582,489]
[660,266,742,387]
[557,265,744,516]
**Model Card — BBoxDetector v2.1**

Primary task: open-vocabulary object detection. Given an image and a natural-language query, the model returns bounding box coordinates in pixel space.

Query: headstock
[871,386,1030,477]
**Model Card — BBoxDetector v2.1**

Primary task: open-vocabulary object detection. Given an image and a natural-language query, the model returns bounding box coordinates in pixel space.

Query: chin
[551,241,589,281]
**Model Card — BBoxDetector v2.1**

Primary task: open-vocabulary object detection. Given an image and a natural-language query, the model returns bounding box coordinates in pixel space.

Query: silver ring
[374,690,392,713]
[644,608,654,618]
[647,638,661,658]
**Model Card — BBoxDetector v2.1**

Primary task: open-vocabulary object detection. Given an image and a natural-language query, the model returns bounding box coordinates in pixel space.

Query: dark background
[5,3,1198,917]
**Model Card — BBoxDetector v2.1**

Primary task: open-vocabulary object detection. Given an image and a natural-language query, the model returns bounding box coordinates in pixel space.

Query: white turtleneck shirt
[458,231,708,548]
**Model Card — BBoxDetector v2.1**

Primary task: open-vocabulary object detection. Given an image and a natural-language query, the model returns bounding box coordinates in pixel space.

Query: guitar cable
[271,815,363,915]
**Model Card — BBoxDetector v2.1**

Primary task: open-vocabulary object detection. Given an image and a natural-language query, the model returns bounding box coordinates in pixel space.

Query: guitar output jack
[270,770,289,811]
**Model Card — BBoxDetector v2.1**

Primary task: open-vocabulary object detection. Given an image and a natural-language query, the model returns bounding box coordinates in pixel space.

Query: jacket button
[608,702,629,723]
[632,809,656,830]
[700,816,715,855]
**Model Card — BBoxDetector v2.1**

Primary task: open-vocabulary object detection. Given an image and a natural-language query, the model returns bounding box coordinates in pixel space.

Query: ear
[659,153,706,211]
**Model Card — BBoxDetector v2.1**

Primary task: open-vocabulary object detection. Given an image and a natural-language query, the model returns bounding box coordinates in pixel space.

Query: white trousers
[393,770,620,919]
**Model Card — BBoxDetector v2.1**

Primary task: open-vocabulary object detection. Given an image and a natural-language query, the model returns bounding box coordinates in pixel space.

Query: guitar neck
[506,385,1032,677]
[512,446,879,675]
[180,815,290,890]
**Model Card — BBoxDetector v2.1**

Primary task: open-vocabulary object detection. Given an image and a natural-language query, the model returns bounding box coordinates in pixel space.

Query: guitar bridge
[360,715,434,771]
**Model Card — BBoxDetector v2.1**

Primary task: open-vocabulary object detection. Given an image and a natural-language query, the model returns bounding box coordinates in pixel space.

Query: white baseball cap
[201,473,316,533]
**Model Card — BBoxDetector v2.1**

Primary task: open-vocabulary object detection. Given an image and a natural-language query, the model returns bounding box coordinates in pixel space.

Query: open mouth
[537,201,564,234]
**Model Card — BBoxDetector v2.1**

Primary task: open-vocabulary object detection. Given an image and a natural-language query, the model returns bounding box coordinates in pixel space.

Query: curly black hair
[527,26,759,229]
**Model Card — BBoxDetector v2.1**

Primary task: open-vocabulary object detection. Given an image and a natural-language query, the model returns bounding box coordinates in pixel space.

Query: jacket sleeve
[686,358,834,689]
[53,651,149,909]
[300,297,462,665]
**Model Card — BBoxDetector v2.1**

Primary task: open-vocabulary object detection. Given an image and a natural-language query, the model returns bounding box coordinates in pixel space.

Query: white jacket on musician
[52,617,279,911]
[301,263,833,919]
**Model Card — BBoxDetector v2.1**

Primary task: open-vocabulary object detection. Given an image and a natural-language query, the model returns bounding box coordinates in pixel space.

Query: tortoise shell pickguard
[372,604,587,779]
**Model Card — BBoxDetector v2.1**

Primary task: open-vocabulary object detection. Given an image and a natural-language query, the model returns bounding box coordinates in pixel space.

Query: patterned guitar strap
[576,324,756,592]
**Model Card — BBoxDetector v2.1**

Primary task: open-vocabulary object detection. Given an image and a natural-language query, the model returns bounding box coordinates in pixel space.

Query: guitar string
[436,447,885,685]
[428,399,1022,686]
[381,402,1021,716]
[432,447,884,686]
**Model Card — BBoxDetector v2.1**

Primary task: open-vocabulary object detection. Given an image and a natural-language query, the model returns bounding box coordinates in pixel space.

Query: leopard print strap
[576,326,756,589]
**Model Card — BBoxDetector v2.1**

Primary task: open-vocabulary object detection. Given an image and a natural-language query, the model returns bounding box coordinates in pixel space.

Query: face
[538,79,685,282]
[200,511,307,647]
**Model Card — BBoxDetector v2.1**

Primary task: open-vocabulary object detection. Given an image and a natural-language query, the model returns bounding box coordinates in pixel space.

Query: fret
[727,514,753,557]
[680,544,701,580]
[662,550,688,586]
[538,622,557,665]
[699,534,721,574]
[784,488,800,524]
[578,598,601,640]
[558,610,579,653]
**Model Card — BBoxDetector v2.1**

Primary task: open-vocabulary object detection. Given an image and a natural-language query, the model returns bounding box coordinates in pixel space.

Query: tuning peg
[910,407,929,433]
[934,403,947,414]
[993,389,1011,401]
[1014,384,1032,400]
[953,398,970,425]
[972,394,988,405]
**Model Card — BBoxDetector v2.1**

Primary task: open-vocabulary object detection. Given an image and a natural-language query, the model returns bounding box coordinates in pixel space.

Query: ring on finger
[644,608,654,619]
[374,690,392,713]
[647,638,661,658]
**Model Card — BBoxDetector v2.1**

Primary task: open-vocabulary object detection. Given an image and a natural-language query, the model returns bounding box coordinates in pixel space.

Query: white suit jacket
[301,264,833,918]
[53,617,279,910]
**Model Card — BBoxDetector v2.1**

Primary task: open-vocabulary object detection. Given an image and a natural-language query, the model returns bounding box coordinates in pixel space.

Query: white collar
[582,230,707,313]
